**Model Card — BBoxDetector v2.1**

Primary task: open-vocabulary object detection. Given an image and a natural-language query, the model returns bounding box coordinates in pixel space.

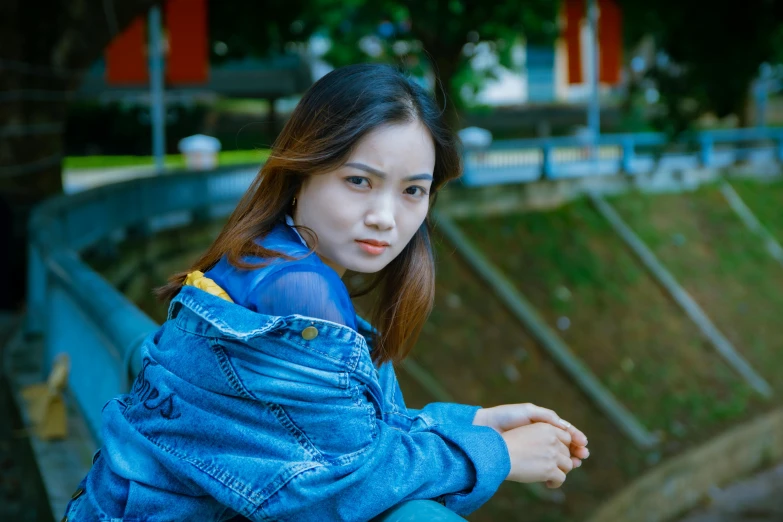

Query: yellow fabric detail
[183,271,234,303]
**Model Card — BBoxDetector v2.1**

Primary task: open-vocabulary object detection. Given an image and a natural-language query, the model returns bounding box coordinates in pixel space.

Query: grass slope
[611,183,783,401]
[457,199,756,445]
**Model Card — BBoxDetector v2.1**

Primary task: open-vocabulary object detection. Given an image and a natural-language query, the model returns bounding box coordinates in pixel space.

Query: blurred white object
[178,134,222,171]
[556,316,571,331]
[458,126,493,149]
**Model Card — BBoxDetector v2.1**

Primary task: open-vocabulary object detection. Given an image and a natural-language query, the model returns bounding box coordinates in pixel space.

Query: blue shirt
[205,217,357,331]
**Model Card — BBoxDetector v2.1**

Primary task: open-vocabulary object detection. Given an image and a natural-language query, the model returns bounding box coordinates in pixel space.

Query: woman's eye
[404,186,429,197]
[346,176,370,188]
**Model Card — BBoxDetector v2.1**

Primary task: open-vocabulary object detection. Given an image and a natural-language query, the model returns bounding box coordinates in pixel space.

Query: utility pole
[587,0,600,158]
[148,6,166,173]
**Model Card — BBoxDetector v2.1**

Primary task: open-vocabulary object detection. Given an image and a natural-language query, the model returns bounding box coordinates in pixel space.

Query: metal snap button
[302,326,319,340]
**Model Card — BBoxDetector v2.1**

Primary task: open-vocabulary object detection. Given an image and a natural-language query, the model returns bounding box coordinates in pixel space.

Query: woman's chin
[343,258,390,275]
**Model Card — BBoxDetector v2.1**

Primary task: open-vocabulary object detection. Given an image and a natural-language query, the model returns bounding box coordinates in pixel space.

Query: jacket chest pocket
[275,385,378,463]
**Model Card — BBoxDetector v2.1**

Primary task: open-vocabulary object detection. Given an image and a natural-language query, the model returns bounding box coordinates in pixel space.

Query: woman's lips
[356,240,389,255]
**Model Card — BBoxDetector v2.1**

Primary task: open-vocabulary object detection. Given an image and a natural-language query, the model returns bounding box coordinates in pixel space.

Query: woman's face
[293,121,436,277]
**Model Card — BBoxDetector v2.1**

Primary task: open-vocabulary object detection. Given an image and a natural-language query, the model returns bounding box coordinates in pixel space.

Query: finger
[569,427,588,447]
[557,440,571,459]
[525,406,584,445]
[523,404,562,426]
[553,426,572,447]
[546,469,567,489]
[571,445,590,460]
[559,419,588,447]
[571,457,582,468]
[557,452,574,474]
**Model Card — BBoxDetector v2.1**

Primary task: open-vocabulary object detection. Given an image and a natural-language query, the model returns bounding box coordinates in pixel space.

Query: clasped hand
[473,403,589,488]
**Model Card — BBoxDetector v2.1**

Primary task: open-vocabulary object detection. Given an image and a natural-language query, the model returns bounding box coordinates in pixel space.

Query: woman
[64,64,588,522]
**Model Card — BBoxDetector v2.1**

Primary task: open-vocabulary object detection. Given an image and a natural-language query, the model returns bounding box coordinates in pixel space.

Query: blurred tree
[0,0,164,309]
[303,0,560,124]
[619,0,783,134]
[208,0,312,63]
[205,0,559,125]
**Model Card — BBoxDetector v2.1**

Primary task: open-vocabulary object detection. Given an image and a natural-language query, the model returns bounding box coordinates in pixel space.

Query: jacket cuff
[428,423,510,515]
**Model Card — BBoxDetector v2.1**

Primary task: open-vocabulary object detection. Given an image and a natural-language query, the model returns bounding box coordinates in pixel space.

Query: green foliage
[208,0,312,61]
[208,0,560,113]
[64,102,210,156]
[619,0,783,132]
[309,0,559,107]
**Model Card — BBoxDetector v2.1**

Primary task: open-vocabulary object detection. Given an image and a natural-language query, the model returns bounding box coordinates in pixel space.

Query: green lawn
[457,199,756,441]
[728,177,783,240]
[611,182,783,401]
[64,149,270,170]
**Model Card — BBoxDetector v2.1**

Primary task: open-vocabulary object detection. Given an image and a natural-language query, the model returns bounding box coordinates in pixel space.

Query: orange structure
[105,0,209,86]
[564,0,585,85]
[598,0,622,84]
[563,0,622,85]
[105,17,148,84]
[165,0,209,84]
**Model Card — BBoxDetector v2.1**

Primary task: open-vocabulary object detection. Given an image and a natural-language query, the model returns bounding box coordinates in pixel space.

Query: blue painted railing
[462,127,783,186]
[26,165,464,521]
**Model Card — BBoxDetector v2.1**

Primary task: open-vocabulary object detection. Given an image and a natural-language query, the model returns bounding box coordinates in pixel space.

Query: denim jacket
[64,225,510,522]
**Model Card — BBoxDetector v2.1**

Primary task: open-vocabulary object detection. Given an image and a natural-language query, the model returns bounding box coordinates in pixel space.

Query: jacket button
[301,326,319,340]
[71,487,84,500]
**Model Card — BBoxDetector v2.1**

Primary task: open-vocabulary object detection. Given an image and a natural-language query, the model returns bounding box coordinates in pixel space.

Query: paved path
[678,461,783,522]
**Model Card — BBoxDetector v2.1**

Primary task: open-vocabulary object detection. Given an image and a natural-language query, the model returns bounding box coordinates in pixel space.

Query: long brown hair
[157,64,462,364]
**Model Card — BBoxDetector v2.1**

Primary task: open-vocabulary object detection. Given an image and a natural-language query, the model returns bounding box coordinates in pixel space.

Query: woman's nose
[364,195,395,230]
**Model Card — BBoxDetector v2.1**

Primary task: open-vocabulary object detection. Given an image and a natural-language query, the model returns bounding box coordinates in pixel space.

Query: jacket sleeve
[258,411,510,522]
[375,357,486,427]
[408,402,483,426]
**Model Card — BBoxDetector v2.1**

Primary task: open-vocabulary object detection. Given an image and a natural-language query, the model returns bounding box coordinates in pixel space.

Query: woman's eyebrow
[345,162,433,182]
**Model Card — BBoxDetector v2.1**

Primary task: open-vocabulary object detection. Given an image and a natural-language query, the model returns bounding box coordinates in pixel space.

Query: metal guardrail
[25,164,465,521]
[27,166,257,438]
[462,127,783,186]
